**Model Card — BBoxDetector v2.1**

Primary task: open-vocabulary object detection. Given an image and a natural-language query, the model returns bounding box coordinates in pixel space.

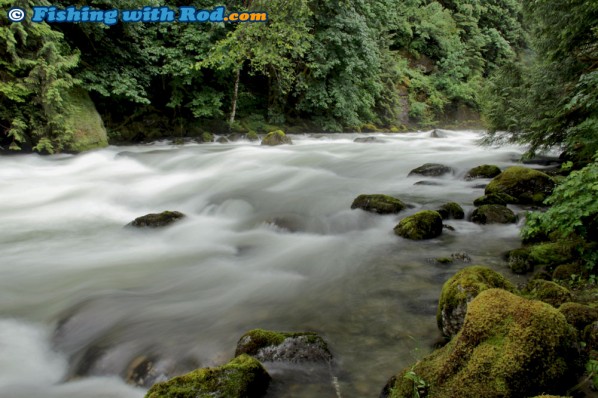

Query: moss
[465,165,502,180]
[471,204,517,224]
[360,123,379,132]
[235,329,331,362]
[436,257,454,264]
[473,193,517,207]
[200,132,214,143]
[552,263,585,282]
[485,166,555,205]
[507,242,578,276]
[394,210,443,240]
[559,302,598,332]
[145,354,270,398]
[437,202,465,220]
[437,266,515,338]
[523,280,573,308]
[386,289,580,398]
[64,88,108,153]
[351,194,407,214]
[261,130,292,146]
[507,248,534,274]
[246,131,259,141]
[127,211,185,228]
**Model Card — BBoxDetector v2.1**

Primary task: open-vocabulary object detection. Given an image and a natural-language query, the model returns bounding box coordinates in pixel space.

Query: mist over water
[0,131,530,397]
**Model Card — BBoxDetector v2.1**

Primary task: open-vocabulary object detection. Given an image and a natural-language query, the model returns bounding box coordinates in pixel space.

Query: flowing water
[0,130,533,397]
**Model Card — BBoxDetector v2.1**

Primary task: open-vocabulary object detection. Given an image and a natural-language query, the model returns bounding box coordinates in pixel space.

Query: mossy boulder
[464,164,502,180]
[235,329,332,363]
[523,280,572,308]
[127,211,185,228]
[437,266,515,338]
[485,166,555,205]
[200,132,214,143]
[216,136,229,143]
[383,289,580,398]
[507,242,578,275]
[470,204,517,224]
[408,163,454,177]
[145,354,270,398]
[473,193,517,207]
[247,131,259,141]
[64,88,108,153]
[394,211,443,240]
[261,130,292,146]
[552,263,585,281]
[559,303,598,332]
[351,194,407,214]
[436,202,465,220]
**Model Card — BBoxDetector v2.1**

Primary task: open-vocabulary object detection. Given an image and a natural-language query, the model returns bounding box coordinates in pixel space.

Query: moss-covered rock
[247,131,259,141]
[559,303,598,332]
[394,211,443,240]
[523,280,572,308]
[507,242,579,275]
[64,88,108,153]
[261,130,292,146]
[470,204,517,224]
[436,202,465,220]
[145,354,270,398]
[437,266,515,338]
[216,136,229,143]
[485,166,555,205]
[465,164,502,180]
[408,163,454,177]
[552,263,585,282]
[127,211,185,228]
[200,132,214,143]
[473,193,517,207]
[235,329,332,363]
[383,289,580,398]
[351,194,407,214]
[507,247,534,274]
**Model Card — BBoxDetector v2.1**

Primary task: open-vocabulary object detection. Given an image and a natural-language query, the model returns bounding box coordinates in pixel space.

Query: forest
[1,0,598,397]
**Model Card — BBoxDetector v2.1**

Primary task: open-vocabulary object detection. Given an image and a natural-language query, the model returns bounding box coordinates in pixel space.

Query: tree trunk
[229,68,241,128]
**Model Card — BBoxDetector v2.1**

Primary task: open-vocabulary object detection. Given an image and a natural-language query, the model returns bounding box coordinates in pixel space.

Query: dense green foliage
[1,0,525,150]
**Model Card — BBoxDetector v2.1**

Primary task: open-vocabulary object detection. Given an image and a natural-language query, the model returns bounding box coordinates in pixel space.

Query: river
[0,130,530,397]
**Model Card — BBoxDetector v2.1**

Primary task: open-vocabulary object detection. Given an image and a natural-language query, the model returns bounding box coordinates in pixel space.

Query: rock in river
[464,164,501,180]
[261,130,292,146]
[127,211,185,228]
[394,211,443,240]
[485,166,555,205]
[351,194,407,214]
[408,163,454,177]
[470,205,517,224]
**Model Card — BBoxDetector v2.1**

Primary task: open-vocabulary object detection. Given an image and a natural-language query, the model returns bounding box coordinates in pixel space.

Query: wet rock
[145,354,271,398]
[464,164,501,180]
[247,131,259,142]
[261,130,292,146]
[436,202,464,220]
[394,211,443,240]
[199,132,213,143]
[443,224,456,231]
[437,266,515,338]
[351,194,407,214]
[450,252,471,263]
[473,193,517,207]
[408,163,454,177]
[354,136,383,143]
[485,166,555,205]
[430,129,445,138]
[127,211,185,228]
[216,136,229,143]
[523,280,572,308]
[384,289,580,398]
[414,180,444,186]
[470,204,517,224]
[235,329,332,363]
[228,133,244,142]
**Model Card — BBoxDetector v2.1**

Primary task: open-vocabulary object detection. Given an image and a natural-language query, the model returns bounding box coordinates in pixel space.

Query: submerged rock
[414,180,444,186]
[436,202,465,220]
[485,166,555,205]
[394,211,443,240]
[127,211,185,228]
[261,130,292,146]
[235,329,332,363]
[470,204,517,224]
[383,289,580,398]
[464,164,501,180]
[408,163,454,177]
[351,194,407,214]
[523,280,572,308]
[437,266,515,338]
[354,136,383,143]
[145,354,271,398]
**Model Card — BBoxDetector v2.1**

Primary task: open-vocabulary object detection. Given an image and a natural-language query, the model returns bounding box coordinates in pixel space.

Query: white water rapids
[0,131,531,397]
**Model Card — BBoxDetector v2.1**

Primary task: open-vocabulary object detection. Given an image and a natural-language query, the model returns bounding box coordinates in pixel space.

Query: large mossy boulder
[64,88,108,153]
[470,204,517,224]
[127,211,185,228]
[408,163,454,177]
[523,280,572,308]
[437,266,515,338]
[394,211,443,240]
[464,164,502,180]
[145,354,270,398]
[436,202,465,220]
[235,329,332,363]
[382,289,580,398]
[351,194,407,214]
[485,166,555,205]
[261,130,292,146]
